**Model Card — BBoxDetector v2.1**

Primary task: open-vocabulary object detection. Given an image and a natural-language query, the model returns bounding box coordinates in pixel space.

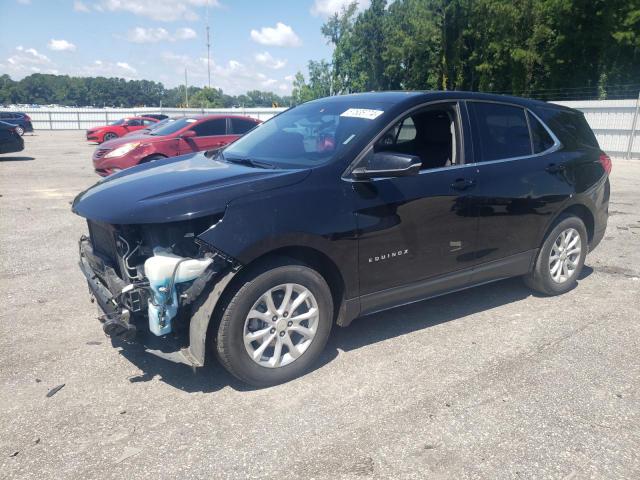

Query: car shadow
[109,269,594,393]
[0,156,35,161]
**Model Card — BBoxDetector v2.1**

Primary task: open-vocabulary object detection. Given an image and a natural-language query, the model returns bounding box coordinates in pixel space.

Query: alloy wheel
[243,283,319,368]
[549,227,582,283]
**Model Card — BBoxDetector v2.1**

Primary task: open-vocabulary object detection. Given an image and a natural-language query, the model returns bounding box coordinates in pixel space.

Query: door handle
[450,178,476,191]
[546,163,566,173]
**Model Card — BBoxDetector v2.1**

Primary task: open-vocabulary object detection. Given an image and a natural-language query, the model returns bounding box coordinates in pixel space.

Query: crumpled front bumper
[78,235,240,366]
[78,236,139,339]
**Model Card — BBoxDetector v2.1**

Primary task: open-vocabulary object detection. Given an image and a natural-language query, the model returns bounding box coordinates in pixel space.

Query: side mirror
[180,129,197,138]
[352,151,422,180]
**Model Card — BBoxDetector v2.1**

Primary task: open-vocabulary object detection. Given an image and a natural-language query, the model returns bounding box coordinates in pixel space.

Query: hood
[72,151,310,224]
[99,132,152,149]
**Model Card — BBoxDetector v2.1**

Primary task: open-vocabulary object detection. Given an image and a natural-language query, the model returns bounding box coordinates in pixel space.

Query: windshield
[223,100,387,168]
[109,119,125,126]
[151,117,198,136]
[147,117,175,131]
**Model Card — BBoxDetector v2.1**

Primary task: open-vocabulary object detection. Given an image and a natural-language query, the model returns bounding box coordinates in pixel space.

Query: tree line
[0,73,292,108]
[293,0,640,103]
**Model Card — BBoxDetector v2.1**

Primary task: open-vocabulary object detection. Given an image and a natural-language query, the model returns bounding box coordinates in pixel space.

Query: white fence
[0,107,286,131]
[2,97,639,159]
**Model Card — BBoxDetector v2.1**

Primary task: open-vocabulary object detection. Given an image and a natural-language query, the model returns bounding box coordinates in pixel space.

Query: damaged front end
[78,216,239,366]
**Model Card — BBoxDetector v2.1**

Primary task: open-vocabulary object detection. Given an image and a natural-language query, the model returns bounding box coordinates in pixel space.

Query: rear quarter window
[534,107,598,149]
[231,118,258,134]
[527,112,556,153]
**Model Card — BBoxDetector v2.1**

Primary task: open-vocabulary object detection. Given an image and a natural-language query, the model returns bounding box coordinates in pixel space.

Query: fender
[535,174,608,249]
[197,173,360,298]
[184,268,238,367]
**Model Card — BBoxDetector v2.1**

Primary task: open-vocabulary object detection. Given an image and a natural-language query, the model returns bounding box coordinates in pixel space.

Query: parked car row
[88,114,261,176]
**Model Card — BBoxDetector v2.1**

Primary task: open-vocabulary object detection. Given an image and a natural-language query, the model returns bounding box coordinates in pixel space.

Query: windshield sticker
[342,133,356,145]
[340,108,384,120]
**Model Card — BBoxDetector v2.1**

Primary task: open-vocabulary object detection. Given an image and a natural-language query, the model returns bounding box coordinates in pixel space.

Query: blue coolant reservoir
[144,247,212,336]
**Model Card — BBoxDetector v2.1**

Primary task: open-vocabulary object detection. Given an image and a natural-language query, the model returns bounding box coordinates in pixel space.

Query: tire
[524,215,588,296]
[103,132,117,142]
[216,260,333,387]
[15,125,24,136]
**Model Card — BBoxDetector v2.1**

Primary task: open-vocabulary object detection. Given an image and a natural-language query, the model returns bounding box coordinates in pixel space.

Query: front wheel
[525,215,588,295]
[102,132,117,142]
[215,261,333,387]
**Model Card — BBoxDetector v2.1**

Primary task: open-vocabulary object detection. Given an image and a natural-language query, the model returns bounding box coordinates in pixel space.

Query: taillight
[23,114,31,121]
[599,152,612,175]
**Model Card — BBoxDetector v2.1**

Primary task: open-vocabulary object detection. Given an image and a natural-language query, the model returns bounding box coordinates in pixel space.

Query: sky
[0,0,370,95]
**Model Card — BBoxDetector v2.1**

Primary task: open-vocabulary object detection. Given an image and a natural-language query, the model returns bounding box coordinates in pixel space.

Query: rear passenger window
[468,102,532,161]
[528,113,555,153]
[193,119,226,136]
[231,118,257,134]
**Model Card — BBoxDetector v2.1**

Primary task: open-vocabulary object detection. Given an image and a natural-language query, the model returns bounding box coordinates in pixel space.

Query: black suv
[73,92,610,386]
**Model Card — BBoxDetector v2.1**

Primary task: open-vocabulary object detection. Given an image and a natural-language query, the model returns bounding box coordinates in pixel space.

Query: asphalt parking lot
[1,131,639,479]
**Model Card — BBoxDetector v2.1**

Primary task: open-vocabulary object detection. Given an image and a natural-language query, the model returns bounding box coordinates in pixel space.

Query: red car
[92,115,261,176]
[86,116,159,144]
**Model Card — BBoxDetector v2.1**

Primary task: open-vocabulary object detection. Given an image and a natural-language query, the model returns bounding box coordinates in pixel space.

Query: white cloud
[100,0,220,22]
[254,51,286,70]
[311,0,370,16]
[284,74,295,82]
[160,51,290,94]
[250,22,301,47]
[73,0,90,12]
[116,62,136,73]
[47,39,77,52]
[126,27,170,43]
[17,0,31,4]
[10,46,51,65]
[4,46,57,77]
[125,26,197,43]
[175,27,197,40]
[81,60,139,79]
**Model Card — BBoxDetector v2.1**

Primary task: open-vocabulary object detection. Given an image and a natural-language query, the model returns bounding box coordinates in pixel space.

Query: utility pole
[206,0,211,89]
[184,68,189,107]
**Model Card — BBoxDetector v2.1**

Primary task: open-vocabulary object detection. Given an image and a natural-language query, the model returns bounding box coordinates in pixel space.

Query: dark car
[72,91,610,386]
[141,114,169,121]
[0,120,25,154]
[0,112,33,136]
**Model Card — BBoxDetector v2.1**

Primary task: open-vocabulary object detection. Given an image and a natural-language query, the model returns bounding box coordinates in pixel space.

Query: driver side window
[375,103,460,170]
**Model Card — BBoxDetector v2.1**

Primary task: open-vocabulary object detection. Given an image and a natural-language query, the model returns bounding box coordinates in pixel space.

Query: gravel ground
[1,131,639,480]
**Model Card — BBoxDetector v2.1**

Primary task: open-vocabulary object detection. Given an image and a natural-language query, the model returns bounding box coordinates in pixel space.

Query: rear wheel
[215,261,333,387]
[15,125,24,136]
[525,215,588,295]
[103,132,117,142]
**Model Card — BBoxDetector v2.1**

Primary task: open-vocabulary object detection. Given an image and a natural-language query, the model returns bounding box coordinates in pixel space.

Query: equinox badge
[369,249,409,263]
